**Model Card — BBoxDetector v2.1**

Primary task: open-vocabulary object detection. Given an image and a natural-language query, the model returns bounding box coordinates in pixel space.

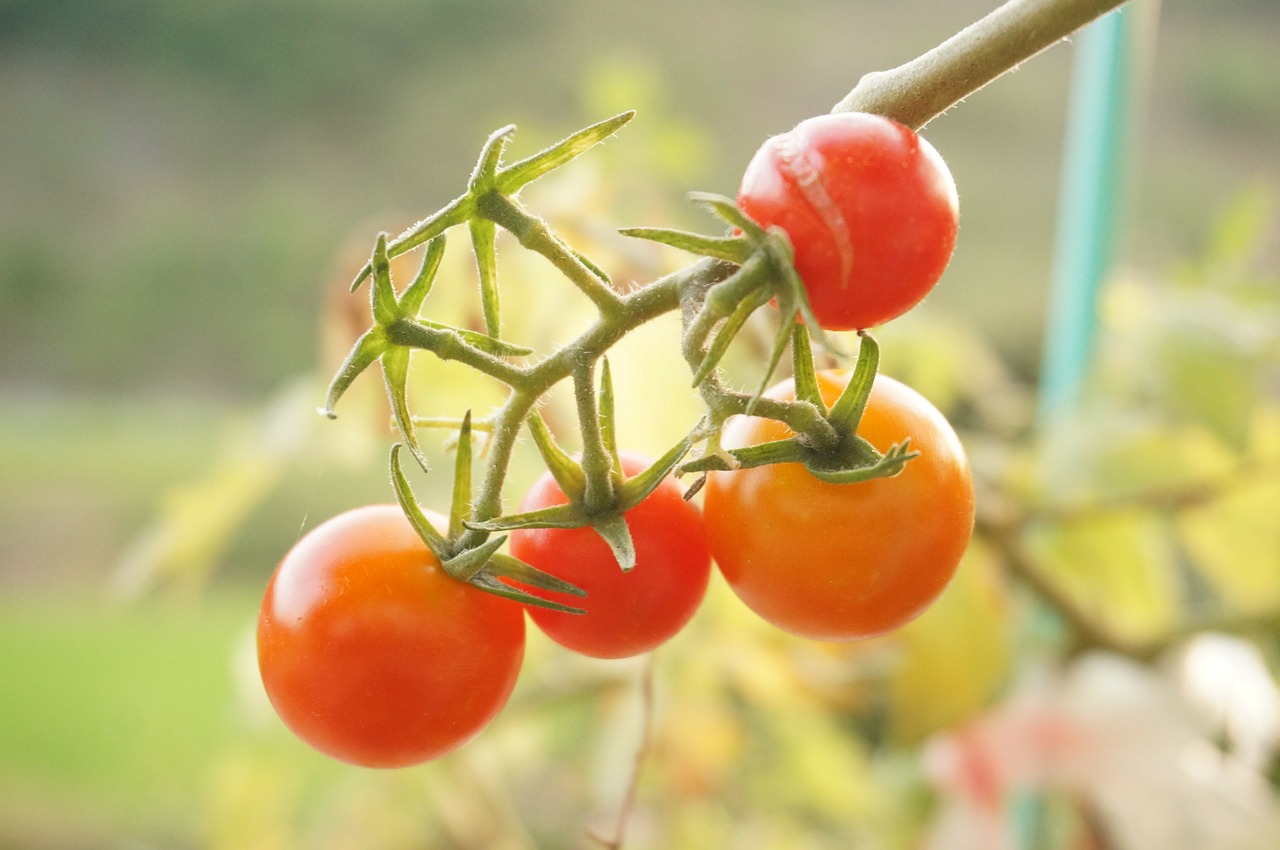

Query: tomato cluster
[257,111,973,768]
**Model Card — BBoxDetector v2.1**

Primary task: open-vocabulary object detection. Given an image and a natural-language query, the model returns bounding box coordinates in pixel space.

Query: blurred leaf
[1034,412,1238,509]
[1155,316,1262,448]
[1025,509,1183,641]
[111,380,321,597]
[1107,277,1275,448]
[1179,477,1280,612]
[1202,186,1275,276]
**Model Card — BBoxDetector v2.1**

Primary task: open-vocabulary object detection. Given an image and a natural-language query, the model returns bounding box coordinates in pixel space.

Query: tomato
[509,452,712,659]
[257,504,525,768]
[703,371,974,641]
[737,112,959,331]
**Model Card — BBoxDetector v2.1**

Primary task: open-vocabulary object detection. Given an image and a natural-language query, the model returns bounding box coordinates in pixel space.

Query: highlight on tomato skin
[702,371,975,642]
[737,112,959,332]
[509,451,713,660]
[256,504,526,768]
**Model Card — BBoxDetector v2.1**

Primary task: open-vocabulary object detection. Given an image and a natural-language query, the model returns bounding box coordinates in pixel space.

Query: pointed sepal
[591,513,636,573]
[827,332,880,435]
[497,111,635,193]
[320,327,388,418]
[388,443,449,560]
[526,412,587,499]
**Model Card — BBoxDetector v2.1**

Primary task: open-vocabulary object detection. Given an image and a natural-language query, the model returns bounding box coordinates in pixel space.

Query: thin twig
[588,653,657,850]
[981,499,1280,664]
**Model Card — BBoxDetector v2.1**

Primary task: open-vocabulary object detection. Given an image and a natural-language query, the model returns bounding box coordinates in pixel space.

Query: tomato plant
[737,112,959,332]
[703,370,974,641]
[509,452,712,659]
[257,504,526,768]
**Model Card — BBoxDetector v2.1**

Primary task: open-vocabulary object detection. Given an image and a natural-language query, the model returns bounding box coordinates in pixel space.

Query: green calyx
[464,361,695,573]
[679,331,916,485]
[389,442,586,614]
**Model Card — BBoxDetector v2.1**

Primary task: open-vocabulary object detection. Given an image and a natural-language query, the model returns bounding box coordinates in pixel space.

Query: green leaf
[349,194,476,292]
[486,552,586,599]
[691,285,772,388]
[619,226,751,264]
[618,432,693,510]
[769,237,841,357]
[320,327,388,418]
[598,358,621,480]
[448,412,473,539]
[441,534,506,582]
[804,439,916,484]
[468,571,587,615]
[369,233,400,326]
[679,437,809,473]
[469,124,515,193]
[381,346,427,471]
[1179,477,1280,612]
[415,319,533,357]
[498,111,635,192]
[526,412,586,499]
[747,313,795,414]
[1024,509,1183,641]
[790,323,826,414]
[388,444,448,560]
[463,502,585,533]
[826,333,880,435]
[689,191,766,240]
[572,247,612,285]
[469,217,501,338]
[400,235,446,317]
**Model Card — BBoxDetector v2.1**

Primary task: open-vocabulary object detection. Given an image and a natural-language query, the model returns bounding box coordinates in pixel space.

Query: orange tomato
[703,371,974,641]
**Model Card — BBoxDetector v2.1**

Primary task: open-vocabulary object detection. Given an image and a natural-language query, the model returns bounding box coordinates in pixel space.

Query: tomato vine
[260,0,1140,777]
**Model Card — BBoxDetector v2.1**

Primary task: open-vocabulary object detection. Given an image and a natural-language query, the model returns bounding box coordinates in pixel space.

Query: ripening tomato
[737,112,959,331]
[703,371,974,641]
[509,452,712,659]
[257,504,525,768]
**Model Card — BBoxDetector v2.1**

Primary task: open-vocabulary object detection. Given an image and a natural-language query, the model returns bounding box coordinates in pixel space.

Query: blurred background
[1,0,1278,848]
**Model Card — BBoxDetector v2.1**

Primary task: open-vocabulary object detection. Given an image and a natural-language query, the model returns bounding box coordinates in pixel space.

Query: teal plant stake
[1037,6,1138,423]
[1023,4,1150,847]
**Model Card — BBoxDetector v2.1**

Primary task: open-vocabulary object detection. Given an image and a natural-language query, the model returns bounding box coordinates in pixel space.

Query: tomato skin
[257,504,525,768]
[509,453,712,659]
[703,372,974,641]
[737,112,959,331]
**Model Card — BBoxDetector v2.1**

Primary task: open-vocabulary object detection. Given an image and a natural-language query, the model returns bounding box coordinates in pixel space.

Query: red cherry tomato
[257,504,525,768]
[509,453,712,659]
[737,112,959,331]
[703,371,974,641]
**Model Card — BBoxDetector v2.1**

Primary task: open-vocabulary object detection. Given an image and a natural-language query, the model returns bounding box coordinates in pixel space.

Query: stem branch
[834,0,1130,128]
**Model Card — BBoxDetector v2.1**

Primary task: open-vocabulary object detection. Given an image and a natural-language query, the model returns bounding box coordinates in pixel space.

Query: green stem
[386,319,528,385]
[477,191,624,313]
[456,269,686,550]
[460,388,540,551]
[675,259,842,451]
[573,359,616,513]
[833,0,1130,129]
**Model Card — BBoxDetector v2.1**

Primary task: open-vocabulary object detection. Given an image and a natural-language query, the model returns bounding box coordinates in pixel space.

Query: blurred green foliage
[2,1,1279,848]
[1,0,1277,395]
